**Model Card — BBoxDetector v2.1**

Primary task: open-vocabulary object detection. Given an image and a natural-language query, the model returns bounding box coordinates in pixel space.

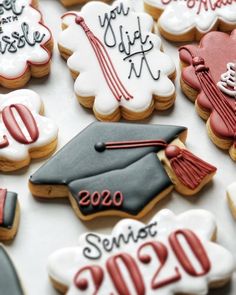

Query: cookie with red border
[0,188,20,241]
[179,30,236,160]
[29,122,216,221]
[47,209,235,294]
[0,0,53,89]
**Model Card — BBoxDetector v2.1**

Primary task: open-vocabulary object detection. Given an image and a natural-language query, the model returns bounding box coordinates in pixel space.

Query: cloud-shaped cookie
[58,0,176,121]
[48,209,235,294]
[0,0,53,88]
[0,89,58,171]
[144,0,236,41]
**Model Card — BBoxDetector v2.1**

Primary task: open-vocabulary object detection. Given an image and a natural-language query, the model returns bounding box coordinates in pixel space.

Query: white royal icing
[144,0,236,35]
[0,89,58,161]
[0,0,52,79]
[217,62,236,98]
[48,209,235,295]
[59,0,175,117]
[226,182,236,218]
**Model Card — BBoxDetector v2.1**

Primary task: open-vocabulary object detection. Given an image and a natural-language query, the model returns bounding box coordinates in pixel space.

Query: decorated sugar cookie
[0,245,25,295]
[48,209,235,294]
[0,188,20,241]
[144,0,236,41]
[179,30,236,160]
[59,0,111,7]
[58,0,176,121]
[0,89,58,172]
[226,182,236,219]
[0,0,53,89]
[29,122,216,221]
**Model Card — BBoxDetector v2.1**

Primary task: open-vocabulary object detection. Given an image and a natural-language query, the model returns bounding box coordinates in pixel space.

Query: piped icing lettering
[179,30,236,158]
[47,209,235,295]
[29,122,216,220]
[59,0,175,119]
[0,0,52,81]
[0,89,58,166]
[144,0,236,38]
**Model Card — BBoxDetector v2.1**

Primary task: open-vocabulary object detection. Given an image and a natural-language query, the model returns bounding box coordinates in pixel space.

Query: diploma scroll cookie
[58,0,176,122]
[179,30,236,160]
[29,122,216,221]
[144,0,236,42]
[0,0,53,89]
[0,89,58,172]
[0,188,20,241]
[47,209,235,294]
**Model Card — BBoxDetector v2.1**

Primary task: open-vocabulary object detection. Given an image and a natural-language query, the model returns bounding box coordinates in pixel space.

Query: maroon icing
[169,229,211,276]
[0,135,9,149]
[161,0,236,14]
[73,229,211,293]
[106,253,145,295]
[95,139,216,190]
[2,104,39,144]
[74,265,104,293]
[138,241,181,289]
[165,145,181,159]
[0,189,6,225]
[179,30,236,142]
[78,190,124,207]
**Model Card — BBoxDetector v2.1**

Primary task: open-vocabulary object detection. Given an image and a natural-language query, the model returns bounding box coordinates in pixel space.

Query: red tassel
[165,145,216,190]
[0,189,7,225]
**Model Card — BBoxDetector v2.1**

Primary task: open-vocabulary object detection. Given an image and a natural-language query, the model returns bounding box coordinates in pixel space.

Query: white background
[1,0,236,294]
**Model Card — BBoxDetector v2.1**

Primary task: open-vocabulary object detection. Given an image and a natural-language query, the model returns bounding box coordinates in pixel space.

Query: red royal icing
[179,30,236,143]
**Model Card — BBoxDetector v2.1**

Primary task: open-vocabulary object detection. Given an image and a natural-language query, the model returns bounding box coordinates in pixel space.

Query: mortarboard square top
[29,122,216,220]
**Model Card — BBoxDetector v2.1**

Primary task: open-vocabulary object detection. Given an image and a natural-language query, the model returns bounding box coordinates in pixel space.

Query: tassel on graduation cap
[70,14,133,102]
[95,140,216,190]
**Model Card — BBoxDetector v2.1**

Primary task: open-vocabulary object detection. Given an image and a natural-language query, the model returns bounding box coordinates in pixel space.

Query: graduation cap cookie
[179,30,236,160]
[29,123,216,221]
[0,189,20,241]
[0,245,25,295]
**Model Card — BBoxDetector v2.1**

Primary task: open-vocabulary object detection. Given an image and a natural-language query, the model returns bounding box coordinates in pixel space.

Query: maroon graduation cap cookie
[0,188,19,241]
[179,30,236,160]
[29,123,216,221]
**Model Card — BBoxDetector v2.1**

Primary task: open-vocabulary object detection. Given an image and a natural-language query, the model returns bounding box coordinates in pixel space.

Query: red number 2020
[74,229,211,294]
[78,190,124,207]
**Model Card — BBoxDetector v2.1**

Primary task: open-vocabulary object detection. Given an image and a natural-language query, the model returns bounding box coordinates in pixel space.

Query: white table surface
[1,0,236,294]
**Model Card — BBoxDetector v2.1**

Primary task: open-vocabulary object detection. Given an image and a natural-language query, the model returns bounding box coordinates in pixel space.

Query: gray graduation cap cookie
[29,122,216,220]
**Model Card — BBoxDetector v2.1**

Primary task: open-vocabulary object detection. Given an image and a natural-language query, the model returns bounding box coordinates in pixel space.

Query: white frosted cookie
[144,0,236,41]
[0,0,53,88]
[48,209,235,294]
[58,0,176,121]
[0,89,58,171]
[227,182,236,219]
[59,0,111,7]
